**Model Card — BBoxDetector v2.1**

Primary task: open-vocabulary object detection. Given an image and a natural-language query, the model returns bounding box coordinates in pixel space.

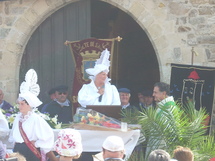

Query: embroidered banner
[170,63,215,132]
[65,37,121,109]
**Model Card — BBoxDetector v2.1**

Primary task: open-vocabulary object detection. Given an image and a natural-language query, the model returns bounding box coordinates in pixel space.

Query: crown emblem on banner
[80,50,100,61]
[80,50,101,81]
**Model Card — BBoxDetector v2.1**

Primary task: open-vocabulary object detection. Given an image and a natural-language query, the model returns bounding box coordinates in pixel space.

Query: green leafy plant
[122,102,215,161]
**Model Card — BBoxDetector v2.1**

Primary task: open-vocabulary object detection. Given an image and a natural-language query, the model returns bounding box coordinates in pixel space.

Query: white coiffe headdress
[18,69,42,108]
[86,48,110,77]
[54,128,83,157]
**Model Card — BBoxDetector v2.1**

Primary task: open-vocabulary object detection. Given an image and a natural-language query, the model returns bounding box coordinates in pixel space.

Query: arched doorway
[20,0,159,106]
[91,0,160,104]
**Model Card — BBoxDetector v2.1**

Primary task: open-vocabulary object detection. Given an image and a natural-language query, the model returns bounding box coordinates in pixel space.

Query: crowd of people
[0,48,208,161]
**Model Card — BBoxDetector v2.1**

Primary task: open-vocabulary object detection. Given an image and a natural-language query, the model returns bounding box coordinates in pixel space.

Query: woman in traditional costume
[9,69,55,161]
[78,49,120,107]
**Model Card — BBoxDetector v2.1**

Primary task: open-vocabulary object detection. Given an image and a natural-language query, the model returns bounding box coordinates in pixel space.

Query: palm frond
[193,135,215,160]
[127,150,146,161]
[121,101,214,161]
[138,101,213,159]
[121,107,142,124]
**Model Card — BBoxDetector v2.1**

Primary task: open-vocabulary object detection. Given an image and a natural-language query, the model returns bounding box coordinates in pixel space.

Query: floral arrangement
[1,104,62,129]
[73,108,121,129]
[35,111,62,129]
[2,104,19,128]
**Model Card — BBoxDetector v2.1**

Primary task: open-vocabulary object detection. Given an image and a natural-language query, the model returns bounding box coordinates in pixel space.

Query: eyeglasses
[58,92,67,95]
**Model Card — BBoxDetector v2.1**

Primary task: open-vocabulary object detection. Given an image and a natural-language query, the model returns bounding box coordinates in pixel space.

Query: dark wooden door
[20,0,160,107]
[20,1,91,104]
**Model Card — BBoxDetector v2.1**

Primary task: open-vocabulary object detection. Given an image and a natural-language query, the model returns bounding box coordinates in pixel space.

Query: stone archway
[3,0,172,103]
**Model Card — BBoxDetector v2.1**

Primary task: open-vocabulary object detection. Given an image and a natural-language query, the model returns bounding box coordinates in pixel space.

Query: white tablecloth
[3,129,140,157]
[70,129,140,156]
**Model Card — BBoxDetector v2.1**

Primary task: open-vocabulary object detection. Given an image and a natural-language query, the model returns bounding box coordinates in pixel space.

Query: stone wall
[0,0,75,102]
[0,0,215,129]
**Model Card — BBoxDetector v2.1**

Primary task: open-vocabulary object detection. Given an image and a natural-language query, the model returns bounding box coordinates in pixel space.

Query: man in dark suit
[44,85,73,124]
[118,88,138,110]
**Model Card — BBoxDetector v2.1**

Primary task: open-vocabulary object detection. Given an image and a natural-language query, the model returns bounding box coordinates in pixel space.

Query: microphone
[98,85,105,102]
[99,95,102,102]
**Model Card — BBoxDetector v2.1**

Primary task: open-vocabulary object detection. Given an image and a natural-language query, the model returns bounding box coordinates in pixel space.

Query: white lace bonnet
[54,128,83,157]
[18,69,42,108]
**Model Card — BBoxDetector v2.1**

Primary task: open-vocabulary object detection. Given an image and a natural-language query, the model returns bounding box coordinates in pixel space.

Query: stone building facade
[0,0,215,128]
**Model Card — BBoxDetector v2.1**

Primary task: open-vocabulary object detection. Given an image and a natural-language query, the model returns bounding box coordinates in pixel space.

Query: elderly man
[93,136,125,161]
[102,136,125,161]
[44,85,73,124]
[118,88,140,111]
[153,82,175,107]
[118,88,136,110]
[0,89,13,110]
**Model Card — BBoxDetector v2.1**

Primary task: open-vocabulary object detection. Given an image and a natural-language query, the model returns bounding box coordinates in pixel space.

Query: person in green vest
[153,82,175,108]
[145,82,176,158]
